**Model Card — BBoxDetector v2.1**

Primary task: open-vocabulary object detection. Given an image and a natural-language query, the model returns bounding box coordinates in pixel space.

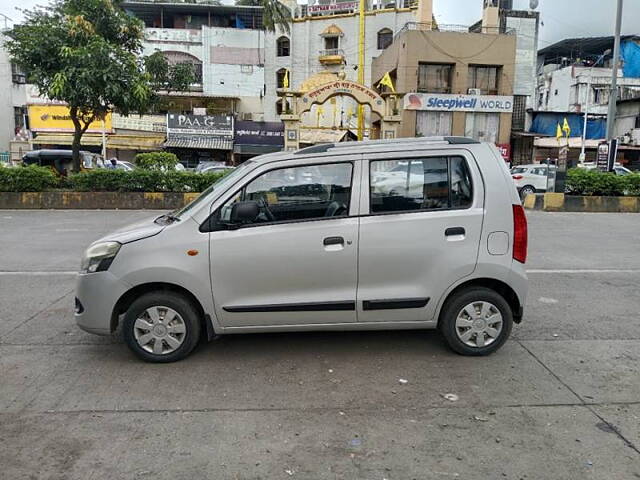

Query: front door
[357,151,484,323]
[208,159,360,328]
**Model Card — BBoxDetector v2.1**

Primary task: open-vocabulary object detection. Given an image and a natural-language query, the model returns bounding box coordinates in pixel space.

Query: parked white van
[75,137,528,362]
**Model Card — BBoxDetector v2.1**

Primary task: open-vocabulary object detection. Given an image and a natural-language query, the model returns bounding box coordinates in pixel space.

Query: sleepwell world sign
[404,93,514,113]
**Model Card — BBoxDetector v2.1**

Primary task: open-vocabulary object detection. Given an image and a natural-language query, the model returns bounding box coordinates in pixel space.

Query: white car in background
[510,164,555,198]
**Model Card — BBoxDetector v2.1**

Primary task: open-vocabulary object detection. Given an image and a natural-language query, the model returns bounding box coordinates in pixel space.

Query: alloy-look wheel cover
[455,301,503,348]
[133,306,187,355]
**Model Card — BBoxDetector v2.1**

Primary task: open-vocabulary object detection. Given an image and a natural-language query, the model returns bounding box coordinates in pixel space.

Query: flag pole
[356,0,365,141]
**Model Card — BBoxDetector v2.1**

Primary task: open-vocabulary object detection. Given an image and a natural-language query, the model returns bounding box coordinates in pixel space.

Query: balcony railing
[395,22,515,41]
[319,49,345,57]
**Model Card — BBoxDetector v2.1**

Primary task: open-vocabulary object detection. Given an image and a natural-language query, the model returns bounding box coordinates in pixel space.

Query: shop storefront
[403,93,514,160]
[233,120,284,163]
[165,113,234,168]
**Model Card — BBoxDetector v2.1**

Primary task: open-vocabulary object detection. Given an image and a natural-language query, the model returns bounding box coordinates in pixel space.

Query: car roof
[250,137,483,166]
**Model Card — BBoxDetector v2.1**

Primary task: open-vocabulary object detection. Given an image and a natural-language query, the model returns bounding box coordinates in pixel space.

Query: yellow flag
[562,117,571,137]
[556,123,563,143]
[377,72,396,93]
[283,69,289,89]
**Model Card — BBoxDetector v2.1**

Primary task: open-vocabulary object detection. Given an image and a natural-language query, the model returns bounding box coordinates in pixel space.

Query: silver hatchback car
[75,137,528,362]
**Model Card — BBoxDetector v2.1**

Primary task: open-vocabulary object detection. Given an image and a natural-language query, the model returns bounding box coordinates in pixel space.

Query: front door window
[217,162,353,226]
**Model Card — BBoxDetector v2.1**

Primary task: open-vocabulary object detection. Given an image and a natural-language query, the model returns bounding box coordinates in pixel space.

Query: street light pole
[605,0,623,140]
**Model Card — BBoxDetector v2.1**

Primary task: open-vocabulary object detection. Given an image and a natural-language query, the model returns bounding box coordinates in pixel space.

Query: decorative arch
[297,80,386,118]
[276,36,290,57]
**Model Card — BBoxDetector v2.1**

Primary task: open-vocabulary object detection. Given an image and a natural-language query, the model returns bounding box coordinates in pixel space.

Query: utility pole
[605,0,623,140]
[356,0,365,140]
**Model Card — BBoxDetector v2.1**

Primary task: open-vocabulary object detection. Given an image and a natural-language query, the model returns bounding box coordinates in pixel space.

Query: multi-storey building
[372,0,517,159]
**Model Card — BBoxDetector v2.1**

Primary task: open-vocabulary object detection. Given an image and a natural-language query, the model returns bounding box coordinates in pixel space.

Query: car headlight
[80,241,121,273]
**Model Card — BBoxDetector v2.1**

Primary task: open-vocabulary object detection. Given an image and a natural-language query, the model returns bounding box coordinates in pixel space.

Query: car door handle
[445,227,465,237]
[323,236,344,246]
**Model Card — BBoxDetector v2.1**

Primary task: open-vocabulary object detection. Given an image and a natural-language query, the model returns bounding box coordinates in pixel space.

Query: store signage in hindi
[404,93,514,113]
[167,114,233,137]
[234,120,284,146]
[307,2,358,13]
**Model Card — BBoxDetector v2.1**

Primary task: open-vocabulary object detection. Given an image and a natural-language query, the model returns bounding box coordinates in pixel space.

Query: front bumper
[75,271,130,336]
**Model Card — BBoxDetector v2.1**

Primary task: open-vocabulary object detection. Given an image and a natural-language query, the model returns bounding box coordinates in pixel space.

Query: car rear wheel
[122,291,201,363]
[439,287,513,356]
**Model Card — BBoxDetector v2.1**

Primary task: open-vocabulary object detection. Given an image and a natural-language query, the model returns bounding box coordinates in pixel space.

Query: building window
[13,106,28,132]
[277,36,290,57]
[416,111,452,137]
[511,95,526,131]
[276,68,288,89]
[468,65,500,95]
[163,51,203,85]
[465,112,500,143]
[418,64,453,94]
[11,63,26,84]
[377,28,393,50]
[324,36,339,51]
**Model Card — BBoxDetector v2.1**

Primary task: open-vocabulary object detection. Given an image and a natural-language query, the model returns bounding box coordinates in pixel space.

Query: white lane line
[527,269,640,274]
[0,271,77,276]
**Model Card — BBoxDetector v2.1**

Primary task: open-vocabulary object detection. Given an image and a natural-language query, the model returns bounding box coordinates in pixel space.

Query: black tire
[520,185,536,200]
[122,291,201,363]
[439,287,513,356]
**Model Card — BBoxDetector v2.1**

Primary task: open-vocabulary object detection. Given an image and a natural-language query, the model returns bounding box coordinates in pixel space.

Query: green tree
[144,51,197,95]
[6,0,153,172]
[235,0,292,34]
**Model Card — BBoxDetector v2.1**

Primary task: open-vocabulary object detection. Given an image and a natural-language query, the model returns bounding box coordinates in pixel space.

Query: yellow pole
[357,0,365,140]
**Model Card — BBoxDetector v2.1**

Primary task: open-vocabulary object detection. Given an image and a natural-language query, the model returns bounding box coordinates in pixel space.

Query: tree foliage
[6,0,153,171]
[144,51,197,95]
[235,0,292,33]
[134,152,180,171]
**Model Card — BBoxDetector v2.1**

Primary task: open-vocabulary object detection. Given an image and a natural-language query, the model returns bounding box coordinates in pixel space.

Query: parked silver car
[75,137,529,362]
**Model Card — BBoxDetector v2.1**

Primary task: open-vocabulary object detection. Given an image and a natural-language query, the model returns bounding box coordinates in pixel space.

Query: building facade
[372,19,517,153]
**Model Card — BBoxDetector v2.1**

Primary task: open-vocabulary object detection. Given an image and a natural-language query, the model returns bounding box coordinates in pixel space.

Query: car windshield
[171,161,255,219]
[511,167,528,174]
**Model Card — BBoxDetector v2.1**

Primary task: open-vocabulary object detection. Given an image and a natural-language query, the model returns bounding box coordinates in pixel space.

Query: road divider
[524,193,640,213]
[0,192,200,209]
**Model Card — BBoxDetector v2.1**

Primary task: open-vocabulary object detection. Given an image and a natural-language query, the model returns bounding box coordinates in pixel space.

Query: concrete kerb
[524,193,640,213]
[0,192,200,209]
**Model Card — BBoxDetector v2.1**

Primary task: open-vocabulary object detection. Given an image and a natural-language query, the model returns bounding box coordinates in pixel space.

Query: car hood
[94,215,166,245]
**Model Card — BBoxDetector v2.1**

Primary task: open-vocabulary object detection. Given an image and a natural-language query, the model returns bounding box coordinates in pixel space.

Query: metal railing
[395,22,516,41]
[319,49,345,57]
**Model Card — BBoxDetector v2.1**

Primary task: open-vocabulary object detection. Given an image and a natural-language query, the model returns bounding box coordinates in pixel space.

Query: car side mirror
[229,201,260,225]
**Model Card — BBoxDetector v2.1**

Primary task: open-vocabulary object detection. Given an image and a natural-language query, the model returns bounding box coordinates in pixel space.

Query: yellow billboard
[28,105,113,133]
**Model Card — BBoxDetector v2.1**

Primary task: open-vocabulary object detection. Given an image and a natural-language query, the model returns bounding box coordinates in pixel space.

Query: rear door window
[369,156,473,214]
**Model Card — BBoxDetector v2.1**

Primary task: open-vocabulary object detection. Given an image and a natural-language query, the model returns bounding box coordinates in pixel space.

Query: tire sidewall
[440,288,513,356]
[122,292,201,363]
[520,186,535,199]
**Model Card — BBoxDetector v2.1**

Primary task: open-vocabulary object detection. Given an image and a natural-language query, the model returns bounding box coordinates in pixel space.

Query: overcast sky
[1,0,638,47]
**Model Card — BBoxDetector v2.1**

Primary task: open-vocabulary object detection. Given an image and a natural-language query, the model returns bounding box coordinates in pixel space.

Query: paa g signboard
[404,93,514,113]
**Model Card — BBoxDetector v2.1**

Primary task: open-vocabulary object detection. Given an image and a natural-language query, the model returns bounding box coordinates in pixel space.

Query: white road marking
[0,271,77,276]
[527,269,640,274]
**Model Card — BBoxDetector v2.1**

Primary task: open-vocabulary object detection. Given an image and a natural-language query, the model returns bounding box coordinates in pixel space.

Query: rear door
[356,149,485,323]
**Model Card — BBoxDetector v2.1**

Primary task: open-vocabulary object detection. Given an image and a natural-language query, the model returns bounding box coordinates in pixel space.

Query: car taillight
[512,175,523,180]
[512,204,528,264]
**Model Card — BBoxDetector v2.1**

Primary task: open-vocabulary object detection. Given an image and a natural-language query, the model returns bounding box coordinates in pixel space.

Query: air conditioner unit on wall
[631,128,640,146]
[468,88,482,95]
[242,113,253,121]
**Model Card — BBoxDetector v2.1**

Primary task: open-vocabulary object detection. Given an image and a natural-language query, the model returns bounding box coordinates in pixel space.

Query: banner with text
[404,93,514,113]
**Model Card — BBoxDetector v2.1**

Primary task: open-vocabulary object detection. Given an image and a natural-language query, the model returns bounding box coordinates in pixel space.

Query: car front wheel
[122,291,201,363]
[520,185,536,200]
[439,287,513,356]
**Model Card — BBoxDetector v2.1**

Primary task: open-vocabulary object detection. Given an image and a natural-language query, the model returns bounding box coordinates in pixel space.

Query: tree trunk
[71,128,83,173]
[70,107,83,173]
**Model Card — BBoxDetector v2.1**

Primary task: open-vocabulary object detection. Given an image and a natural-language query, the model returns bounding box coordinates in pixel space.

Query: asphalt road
[0,210,639,479]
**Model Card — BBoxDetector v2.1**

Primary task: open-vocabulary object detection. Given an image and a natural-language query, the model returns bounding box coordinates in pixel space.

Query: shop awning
[32,133,165,150]
[164,136,233,150]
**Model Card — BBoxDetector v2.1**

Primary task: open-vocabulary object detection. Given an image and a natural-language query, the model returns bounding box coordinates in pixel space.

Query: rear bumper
[75,271,129,336]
